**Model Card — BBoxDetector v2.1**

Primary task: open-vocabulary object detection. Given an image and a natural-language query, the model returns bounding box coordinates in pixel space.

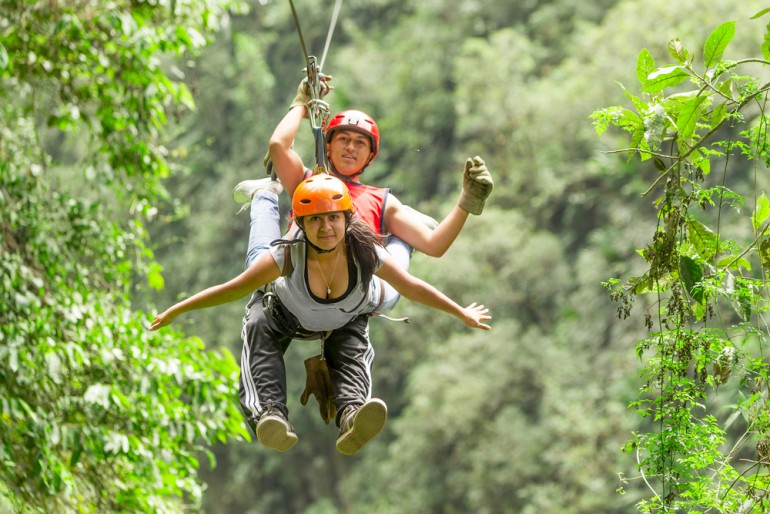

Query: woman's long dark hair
[344,213,381,287]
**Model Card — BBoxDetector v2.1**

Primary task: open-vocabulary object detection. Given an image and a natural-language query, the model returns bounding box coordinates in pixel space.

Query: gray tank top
[269,234,388,332]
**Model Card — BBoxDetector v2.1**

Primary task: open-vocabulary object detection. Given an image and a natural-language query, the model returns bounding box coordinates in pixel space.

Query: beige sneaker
[256,410,298,452]
[335,398,388,455]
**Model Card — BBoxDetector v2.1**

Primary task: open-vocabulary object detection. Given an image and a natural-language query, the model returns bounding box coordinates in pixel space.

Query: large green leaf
[678,255,704,303]
[688,220,719,260]
[636,48,656,84]
[752,192,770,232]
[703,20,735,68]
[676,95,707,140]
[642,66,690,93]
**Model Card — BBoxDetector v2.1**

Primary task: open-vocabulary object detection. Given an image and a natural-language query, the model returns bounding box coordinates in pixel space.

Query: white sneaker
[232,178,283,204]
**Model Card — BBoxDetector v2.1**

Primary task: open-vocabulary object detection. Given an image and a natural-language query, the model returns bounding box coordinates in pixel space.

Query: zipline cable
[287,0,343,173]
[319,0,342,72]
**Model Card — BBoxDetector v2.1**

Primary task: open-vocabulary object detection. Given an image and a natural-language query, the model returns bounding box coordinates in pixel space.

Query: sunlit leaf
[642,66,689,93]
[676,95,707,140]
[753,193,770,232]
[716,256,751,271]
[636,48,655,84]
[0,44,8,70]
[688,220,719,260]
[703,21,735,68]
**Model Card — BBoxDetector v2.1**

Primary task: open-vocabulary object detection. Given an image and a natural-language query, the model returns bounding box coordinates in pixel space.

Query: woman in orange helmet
[150,175,491,456]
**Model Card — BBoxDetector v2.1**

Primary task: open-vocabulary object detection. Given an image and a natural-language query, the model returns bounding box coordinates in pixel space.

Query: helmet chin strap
[306,237,337,254]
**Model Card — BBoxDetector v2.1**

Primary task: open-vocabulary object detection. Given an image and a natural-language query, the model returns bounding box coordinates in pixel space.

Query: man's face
[327,130,373,177]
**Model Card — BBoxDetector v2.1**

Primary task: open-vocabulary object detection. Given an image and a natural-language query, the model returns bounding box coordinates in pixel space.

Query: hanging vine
[593,9,770,513]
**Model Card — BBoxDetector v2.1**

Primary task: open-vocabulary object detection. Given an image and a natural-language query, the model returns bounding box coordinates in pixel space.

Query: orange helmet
[293,174,354,218]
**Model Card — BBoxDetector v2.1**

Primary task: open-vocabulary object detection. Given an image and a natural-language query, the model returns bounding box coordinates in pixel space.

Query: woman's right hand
[149,309,177,331]
[462,302,492,330]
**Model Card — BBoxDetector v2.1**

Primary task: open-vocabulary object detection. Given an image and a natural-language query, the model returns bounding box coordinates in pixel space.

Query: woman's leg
[239,291,298,451]
[323,315,387,455]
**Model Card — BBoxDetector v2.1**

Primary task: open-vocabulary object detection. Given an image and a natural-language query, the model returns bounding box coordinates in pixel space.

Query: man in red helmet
[228,79,494,430]
[234,79,494,312]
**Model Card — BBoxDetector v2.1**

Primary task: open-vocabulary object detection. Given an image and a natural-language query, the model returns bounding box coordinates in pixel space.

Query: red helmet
[325,110,380,160]
[292,174,355,218]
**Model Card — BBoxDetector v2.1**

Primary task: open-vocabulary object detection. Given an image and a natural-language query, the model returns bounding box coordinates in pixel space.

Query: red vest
[346,182,389,235]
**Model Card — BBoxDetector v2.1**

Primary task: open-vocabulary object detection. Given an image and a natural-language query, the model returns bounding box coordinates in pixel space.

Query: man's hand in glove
[263,148,275,179]
[457,156,494,215]
[300,354,337,424]
[289,75,333,110]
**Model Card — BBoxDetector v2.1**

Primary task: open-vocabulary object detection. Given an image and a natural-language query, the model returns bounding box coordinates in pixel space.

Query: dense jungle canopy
[3,0,770,512]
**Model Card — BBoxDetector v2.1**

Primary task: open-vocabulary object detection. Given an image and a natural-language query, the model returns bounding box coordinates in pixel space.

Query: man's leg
[233,178,283,268]
[378,205,438,310]
[379,235,412,310]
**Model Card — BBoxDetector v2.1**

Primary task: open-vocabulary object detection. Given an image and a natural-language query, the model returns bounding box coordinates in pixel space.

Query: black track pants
[238,291,374,433]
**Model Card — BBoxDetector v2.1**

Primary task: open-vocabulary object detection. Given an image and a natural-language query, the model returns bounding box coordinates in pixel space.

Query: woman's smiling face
[301,211,347,250]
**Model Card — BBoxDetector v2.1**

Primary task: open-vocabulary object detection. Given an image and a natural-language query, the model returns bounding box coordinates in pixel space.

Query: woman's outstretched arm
[374,257,492,330]
[149,252,281,330]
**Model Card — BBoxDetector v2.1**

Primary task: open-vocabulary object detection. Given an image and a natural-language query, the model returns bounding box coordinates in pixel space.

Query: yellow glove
[300,355,337,424]
[457,156,494,215]
[263,148,274,179]
[289,75,333,110]
[289,78,312,110]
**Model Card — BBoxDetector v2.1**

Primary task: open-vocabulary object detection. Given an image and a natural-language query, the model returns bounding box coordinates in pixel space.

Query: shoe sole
[257,417,298,452]
[336,399,388,455]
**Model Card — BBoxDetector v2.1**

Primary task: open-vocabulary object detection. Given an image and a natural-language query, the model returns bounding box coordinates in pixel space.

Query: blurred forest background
[3,0,770,512]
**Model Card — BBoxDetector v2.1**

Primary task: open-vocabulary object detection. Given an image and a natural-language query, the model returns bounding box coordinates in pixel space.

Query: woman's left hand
[463,302,492,330]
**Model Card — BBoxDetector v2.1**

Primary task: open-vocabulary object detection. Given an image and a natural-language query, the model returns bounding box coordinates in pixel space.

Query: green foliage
[0,0,250,512]
[594,9,770,512]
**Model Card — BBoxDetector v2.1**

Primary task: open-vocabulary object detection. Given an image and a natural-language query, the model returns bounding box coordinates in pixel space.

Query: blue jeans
[245,192,281,269]
[368,236,412,311]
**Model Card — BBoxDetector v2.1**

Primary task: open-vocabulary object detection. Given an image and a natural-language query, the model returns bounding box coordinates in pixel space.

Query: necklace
[313,246,341,299]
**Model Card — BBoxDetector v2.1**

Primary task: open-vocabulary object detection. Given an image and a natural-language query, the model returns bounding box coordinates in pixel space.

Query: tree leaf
[753,193,770,232]
[716,255,750,271]
[642,66,689,93]
[668,38,691,65]
[678,255,704,303]
[636,48,655,84]
[0,44,8,70]
[703,21,736,68]
[676,95,707,140]
[688,220,719,260]
[760,238,770,271]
